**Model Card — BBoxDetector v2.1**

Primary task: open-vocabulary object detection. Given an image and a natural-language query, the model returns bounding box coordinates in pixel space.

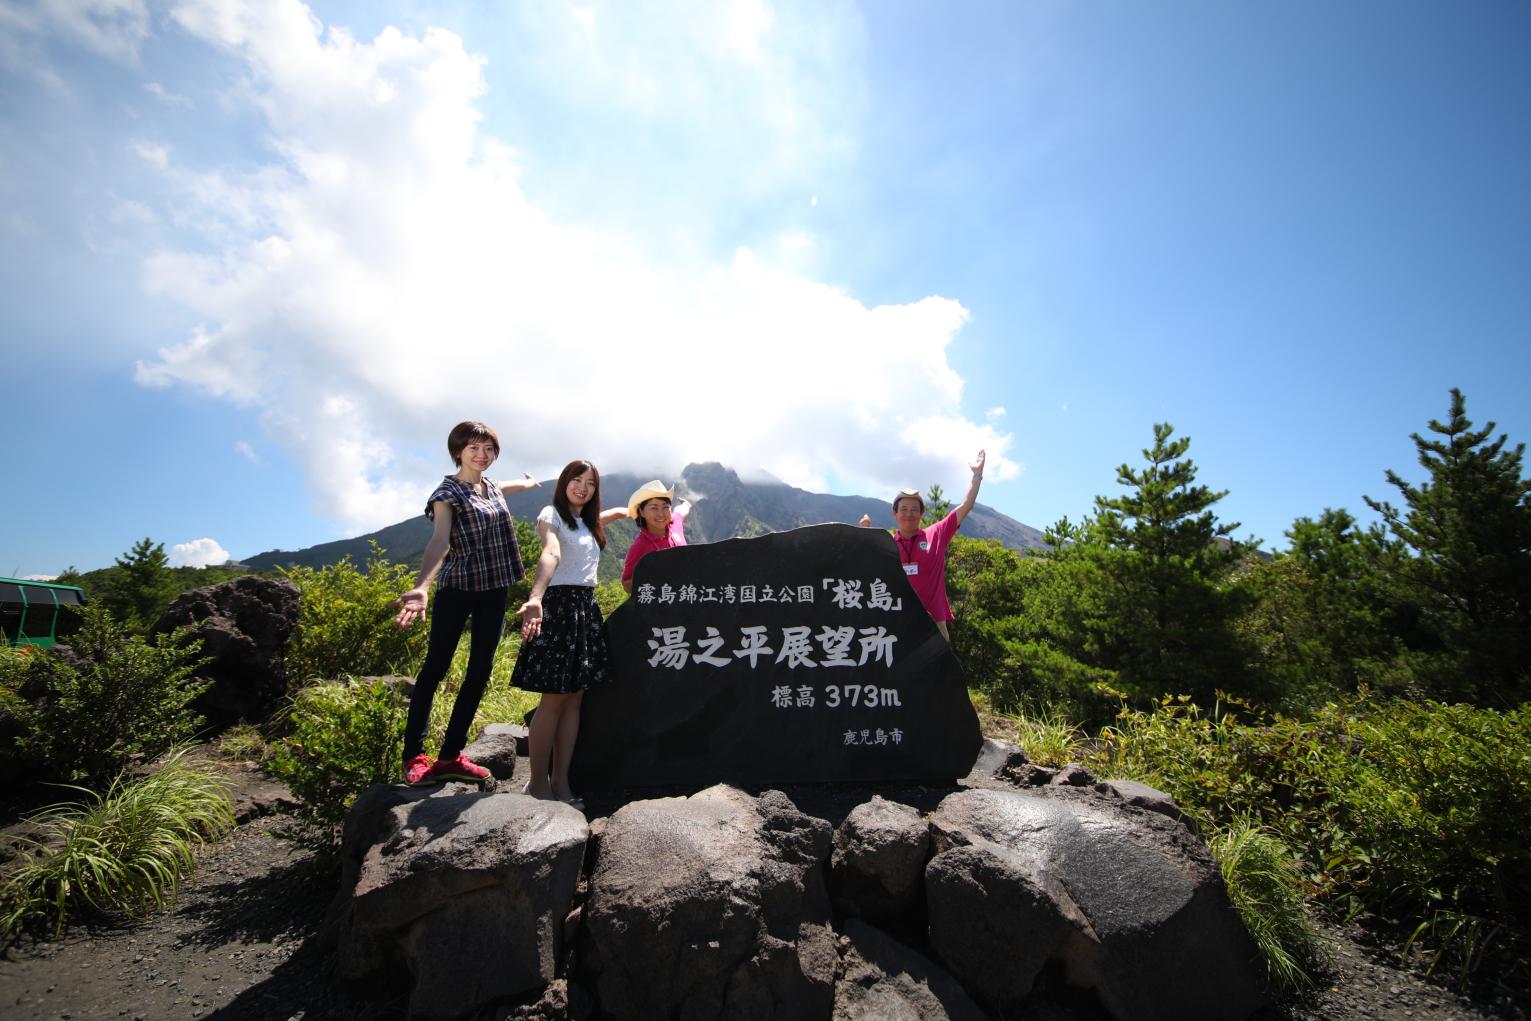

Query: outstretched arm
[951,450,986,528]
[497,472,540,497]
[391,504,453,627]
[515,518,562,639]
[598,506,629,527]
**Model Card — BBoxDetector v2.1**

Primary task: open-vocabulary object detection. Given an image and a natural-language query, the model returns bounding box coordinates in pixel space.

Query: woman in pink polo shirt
[621,480,692,593]
[860,450,985,640]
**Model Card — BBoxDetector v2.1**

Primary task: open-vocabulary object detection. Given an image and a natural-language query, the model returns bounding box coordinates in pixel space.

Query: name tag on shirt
[903,563,919,576]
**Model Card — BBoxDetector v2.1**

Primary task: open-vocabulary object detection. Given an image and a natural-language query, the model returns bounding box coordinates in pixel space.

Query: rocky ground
[0,756,1525,1021]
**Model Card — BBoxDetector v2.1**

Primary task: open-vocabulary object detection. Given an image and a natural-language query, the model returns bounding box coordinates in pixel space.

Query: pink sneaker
[426,754,491,783]
[404,753,434,786]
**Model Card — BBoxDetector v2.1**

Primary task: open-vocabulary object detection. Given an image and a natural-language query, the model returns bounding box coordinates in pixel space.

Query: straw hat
[627,480,675,518]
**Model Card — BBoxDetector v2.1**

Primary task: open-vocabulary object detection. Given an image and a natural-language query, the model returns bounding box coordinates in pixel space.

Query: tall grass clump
[267,678,406,849]
[1211,820,1324,993]
[7,608,208,783]
[0,749,234,940]
[987,704,1087,767]
[215,723,269,763]
[282,544,426,682]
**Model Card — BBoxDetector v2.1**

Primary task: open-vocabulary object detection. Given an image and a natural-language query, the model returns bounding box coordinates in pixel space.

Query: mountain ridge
[241,462,1047,575]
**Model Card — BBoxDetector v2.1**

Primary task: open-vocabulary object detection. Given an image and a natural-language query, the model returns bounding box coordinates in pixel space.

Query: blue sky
[2,0,1527,578]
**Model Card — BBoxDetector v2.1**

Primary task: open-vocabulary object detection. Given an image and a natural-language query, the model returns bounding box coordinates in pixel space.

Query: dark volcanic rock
[833,918,986,1021]
[152,574,299,726]
[324,783,587,1021]
[830,795,930,924]
[580,784,836,1020]
[926,787,1269,1021]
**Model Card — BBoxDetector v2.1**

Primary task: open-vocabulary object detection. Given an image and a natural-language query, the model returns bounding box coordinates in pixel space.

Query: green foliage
[1365,388,1531,704]
[1083,423,1255,702]
[0,749,234,941]
[1325,701,1531,934]
[267,678,406,848]
[1210,821,1324,993]
[997,706,1087,767]
[67,561,253,629]
[9,607,209,783]
[100,537,176,632]
[282,543,427,682]
[1237,509,1416,708]
[922,483,953,527]
[944,537,1117,724]
[1090,694,1531,986]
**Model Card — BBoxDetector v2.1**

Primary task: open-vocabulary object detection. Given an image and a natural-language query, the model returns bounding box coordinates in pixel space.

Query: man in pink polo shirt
[860,450,986,640]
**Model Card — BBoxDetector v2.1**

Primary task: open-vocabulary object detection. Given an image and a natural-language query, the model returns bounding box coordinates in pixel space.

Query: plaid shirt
[427,476,526,592]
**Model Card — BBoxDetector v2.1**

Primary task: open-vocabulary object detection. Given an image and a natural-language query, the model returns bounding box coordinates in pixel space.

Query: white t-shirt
[538,505,600,587]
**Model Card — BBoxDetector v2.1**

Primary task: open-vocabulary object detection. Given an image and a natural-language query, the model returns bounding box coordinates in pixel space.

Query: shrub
[282,544,427,682]
[267,678,407,849]
[11,607,209,783]
[1325,700,1531,984]
[1211,820,1324,993]
[0,749,234,940]
[1089,693,1531,987]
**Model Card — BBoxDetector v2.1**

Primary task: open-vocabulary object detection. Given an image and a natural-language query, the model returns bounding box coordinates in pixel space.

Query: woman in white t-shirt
[512,459,628,807]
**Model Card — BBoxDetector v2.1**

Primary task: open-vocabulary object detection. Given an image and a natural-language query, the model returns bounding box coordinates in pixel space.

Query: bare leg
[550,692,583,801]
[525,695,562,799]
[935,620,950,641]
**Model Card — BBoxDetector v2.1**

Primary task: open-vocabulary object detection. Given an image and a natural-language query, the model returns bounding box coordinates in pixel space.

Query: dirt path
[1,761,1525,1021]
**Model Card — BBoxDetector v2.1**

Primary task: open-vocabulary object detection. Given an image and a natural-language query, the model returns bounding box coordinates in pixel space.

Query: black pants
[402,585,509,761]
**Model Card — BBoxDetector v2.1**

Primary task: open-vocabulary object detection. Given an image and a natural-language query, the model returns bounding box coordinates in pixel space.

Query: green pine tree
[922,484,954,527]
[1085,422,1255,702]
[105,538,175,632]
[1364,389,1531,704]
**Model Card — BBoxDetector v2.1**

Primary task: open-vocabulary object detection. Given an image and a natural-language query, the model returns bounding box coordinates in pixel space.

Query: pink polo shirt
[891,510,962,622]
[622,512,688,585]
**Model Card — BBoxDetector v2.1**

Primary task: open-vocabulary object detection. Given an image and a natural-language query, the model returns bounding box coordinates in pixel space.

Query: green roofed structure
[1,577,87,649]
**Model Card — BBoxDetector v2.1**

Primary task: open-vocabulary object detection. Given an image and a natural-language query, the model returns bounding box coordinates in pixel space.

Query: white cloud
[235,439,258,462]
[130,0,1017,533]
[985,406,1006,420]
[168,537,230,567]
[21,573,57,581]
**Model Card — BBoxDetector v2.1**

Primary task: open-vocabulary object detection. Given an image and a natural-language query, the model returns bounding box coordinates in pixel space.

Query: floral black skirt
[511,585,612,694]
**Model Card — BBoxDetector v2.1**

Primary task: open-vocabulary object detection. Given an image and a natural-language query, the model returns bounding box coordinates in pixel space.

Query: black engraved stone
[570,523,982,790]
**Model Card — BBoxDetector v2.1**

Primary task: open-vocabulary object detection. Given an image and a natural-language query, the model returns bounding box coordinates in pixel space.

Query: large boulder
[926,787,1268,1020]
[833,918,985,1021]
[830,795,929,924]
[324,783,588,1021]
[152,574,299,726]
[580,784,837,1020]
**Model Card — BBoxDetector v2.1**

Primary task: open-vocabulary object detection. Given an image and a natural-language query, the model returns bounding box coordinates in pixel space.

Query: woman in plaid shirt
[392,421,540,785]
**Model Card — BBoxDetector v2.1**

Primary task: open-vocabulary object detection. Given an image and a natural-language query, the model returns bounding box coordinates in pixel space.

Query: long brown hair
[552,459,607,549]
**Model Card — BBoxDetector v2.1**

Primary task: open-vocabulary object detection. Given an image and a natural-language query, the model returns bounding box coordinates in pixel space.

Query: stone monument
[570,523,981,789]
